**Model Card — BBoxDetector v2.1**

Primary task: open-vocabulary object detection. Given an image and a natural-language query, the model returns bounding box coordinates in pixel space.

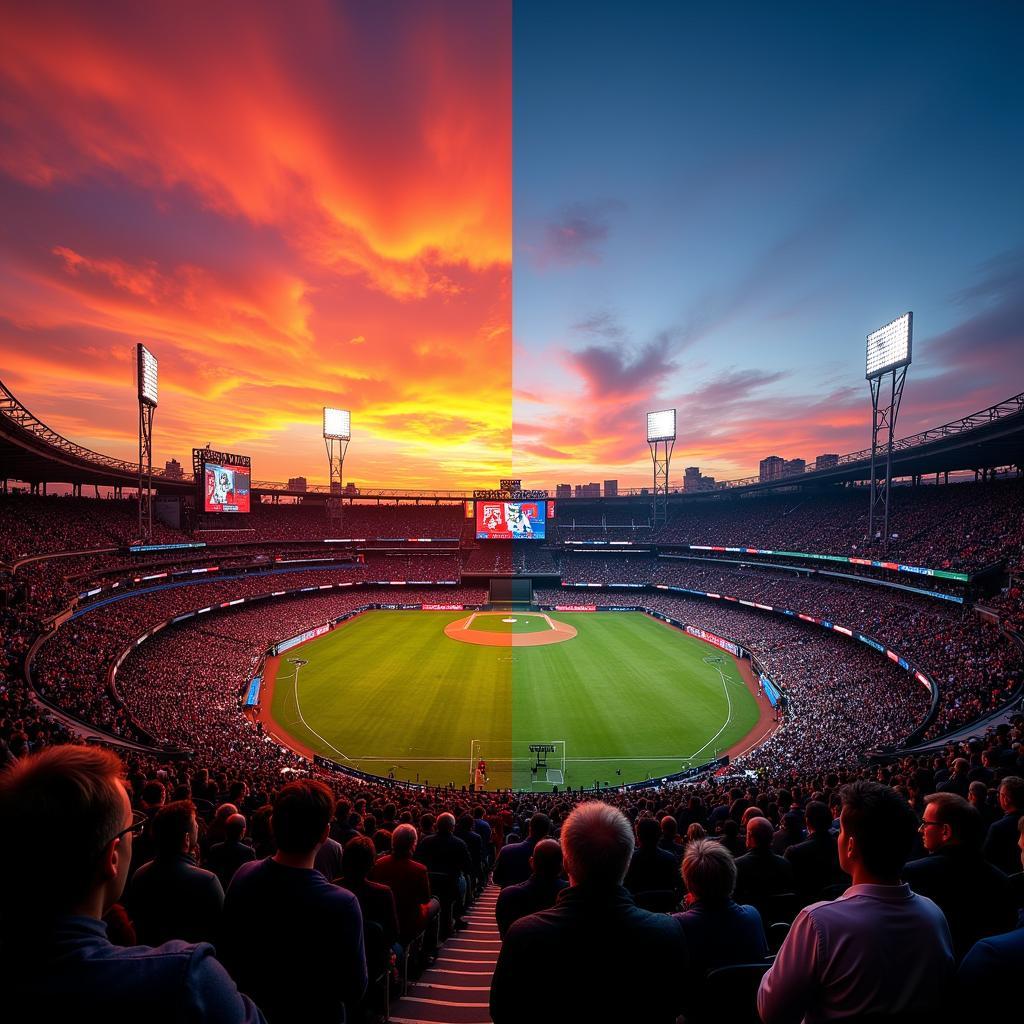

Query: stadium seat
[634,889,678,913]
[702,963,771,1024]
[755,891,799,926]
[767,920,790,954]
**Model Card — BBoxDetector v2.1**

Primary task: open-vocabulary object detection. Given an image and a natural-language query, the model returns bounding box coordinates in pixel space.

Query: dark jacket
[493,836,539,888]
[0,916,263,1022]
[494,875,569,937]
[904,846,1016,961]
[220,858,366,1024]
[416,831,472,880]
[983,812,1023,876]
[673,898,768,977]
[206,839,256,890]
[785,832,848,905]
[734,847,797,906]
[490,885,688,1024]
[625,844,681,895]
[955,924,1024,1015]
[126,853,224,946]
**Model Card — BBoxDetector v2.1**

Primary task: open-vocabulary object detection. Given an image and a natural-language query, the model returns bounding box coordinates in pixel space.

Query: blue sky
[512,1,1024,486]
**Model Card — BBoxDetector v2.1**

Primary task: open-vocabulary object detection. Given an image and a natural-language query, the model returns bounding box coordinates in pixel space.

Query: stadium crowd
[1,717,1021,1021]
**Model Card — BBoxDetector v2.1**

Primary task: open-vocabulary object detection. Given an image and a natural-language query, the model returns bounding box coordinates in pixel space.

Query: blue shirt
[0,915,264,1022]
[673,899,768,976]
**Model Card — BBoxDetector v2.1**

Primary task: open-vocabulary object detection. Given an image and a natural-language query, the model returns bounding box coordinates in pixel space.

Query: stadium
[2,4,1023,1024]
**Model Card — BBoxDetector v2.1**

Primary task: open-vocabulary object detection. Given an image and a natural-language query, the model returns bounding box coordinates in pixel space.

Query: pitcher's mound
[445,611,578,647]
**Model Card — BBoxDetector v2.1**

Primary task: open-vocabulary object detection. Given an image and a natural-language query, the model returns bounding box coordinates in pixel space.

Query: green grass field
[270,610,760,789]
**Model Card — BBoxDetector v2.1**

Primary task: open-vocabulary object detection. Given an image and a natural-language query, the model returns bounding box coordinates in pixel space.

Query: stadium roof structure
[1,376,1022,499]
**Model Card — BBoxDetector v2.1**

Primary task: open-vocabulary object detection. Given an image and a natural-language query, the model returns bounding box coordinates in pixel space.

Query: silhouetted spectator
[625,816,680,895]
[221,779,366,1024]
[490,802,687,1023]
[206,813,256,889]
[983,776,1024,875]
[493,812,551,887]
[734,816,796,906]
[126,800,224,946]
[494,838,567,937]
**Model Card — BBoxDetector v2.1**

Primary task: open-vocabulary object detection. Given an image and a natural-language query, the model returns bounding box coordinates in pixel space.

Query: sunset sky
[1,1,1022,491]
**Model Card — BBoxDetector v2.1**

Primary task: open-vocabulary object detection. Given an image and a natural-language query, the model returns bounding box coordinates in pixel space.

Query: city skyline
[1,2,1022,491]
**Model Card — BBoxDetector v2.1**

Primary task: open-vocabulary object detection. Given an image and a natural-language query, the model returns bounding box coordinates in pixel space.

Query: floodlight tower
[646,409,676,528]
[136,344,158,543]
[323,407,351,530]
[865,312,912,554]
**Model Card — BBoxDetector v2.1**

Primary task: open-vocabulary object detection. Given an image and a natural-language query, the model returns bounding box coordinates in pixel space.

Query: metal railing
[3,375,1022,497]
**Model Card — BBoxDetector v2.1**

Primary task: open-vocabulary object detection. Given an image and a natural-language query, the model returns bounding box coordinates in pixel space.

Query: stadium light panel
[647,409,676,442]
[323,407,351,440]
[137,344,158,406]
[866,312,912,379]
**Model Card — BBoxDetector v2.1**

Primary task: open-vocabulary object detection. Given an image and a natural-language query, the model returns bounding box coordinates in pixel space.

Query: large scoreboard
[192,448,251,514]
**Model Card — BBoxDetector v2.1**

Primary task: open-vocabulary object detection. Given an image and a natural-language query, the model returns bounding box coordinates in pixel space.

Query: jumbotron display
[475,500,547,540]
[204,462,250,513]
[193,448,252,514]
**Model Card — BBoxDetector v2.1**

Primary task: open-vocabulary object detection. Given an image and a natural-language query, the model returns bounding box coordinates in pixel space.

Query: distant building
[555,484,572,499]
[759,456,785,482]
[287,476,308,492]
[582,482,601,498]
[784,458,806,476]
[816,453,840,469]
[684,466,716,492]
[603,479,618,498]
[163,458,182,480]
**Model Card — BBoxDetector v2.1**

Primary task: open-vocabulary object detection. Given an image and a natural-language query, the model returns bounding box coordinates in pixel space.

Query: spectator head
[140,779,165,809]
[660,815,679,842]
[999,777,1024,814]
[950,758,969,777]
[1018,816,1024,872]
[271,780,333,857]
[686,822,706,842]
[636,816,661,848]
[436,812,455,834]
[528,812,552,840]
[153,800,198,858]
[341,835,377,883]
[745,817,774,850]
[920,793,983,852]
[682,839,737,903]
[782,810,804,834]
[392,822,418,857]
[740,807,763,827]
[529,838,563,880]
[838,781,918,882]
[805,801,832,835]
[0,746,135,921]
[967,781,988,807]
[561,802,634,888]
[225,813,247,842]
[372,828,392,855]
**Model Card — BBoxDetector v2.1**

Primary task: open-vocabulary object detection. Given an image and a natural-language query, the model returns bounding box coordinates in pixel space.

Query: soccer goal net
[469,739,567,789]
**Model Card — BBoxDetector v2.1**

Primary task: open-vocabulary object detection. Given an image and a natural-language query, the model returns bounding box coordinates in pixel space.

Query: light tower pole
[323,407,351,531]
[136,344,158,543]
[865,312,912,555]
[646,409,676,528]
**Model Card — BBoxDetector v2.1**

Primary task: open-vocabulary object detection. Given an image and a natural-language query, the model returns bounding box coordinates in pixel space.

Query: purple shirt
[758,883,954,1024]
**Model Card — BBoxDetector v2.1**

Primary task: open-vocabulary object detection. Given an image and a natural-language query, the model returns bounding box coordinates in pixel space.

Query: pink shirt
[758,883,954,1024]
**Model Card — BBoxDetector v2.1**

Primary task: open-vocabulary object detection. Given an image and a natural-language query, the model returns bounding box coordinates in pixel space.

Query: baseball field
[267,610,763,789]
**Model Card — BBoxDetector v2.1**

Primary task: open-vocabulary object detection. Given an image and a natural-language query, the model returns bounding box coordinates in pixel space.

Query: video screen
[475,501,546,540]
[204,462,251,513]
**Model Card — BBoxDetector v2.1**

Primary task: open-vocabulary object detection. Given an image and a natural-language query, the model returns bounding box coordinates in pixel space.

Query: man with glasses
[905,792,1014,961]
[0,745,264,1022]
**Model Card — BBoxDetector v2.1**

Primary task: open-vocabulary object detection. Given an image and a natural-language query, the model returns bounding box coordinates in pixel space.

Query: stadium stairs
[389,883,500,1024]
